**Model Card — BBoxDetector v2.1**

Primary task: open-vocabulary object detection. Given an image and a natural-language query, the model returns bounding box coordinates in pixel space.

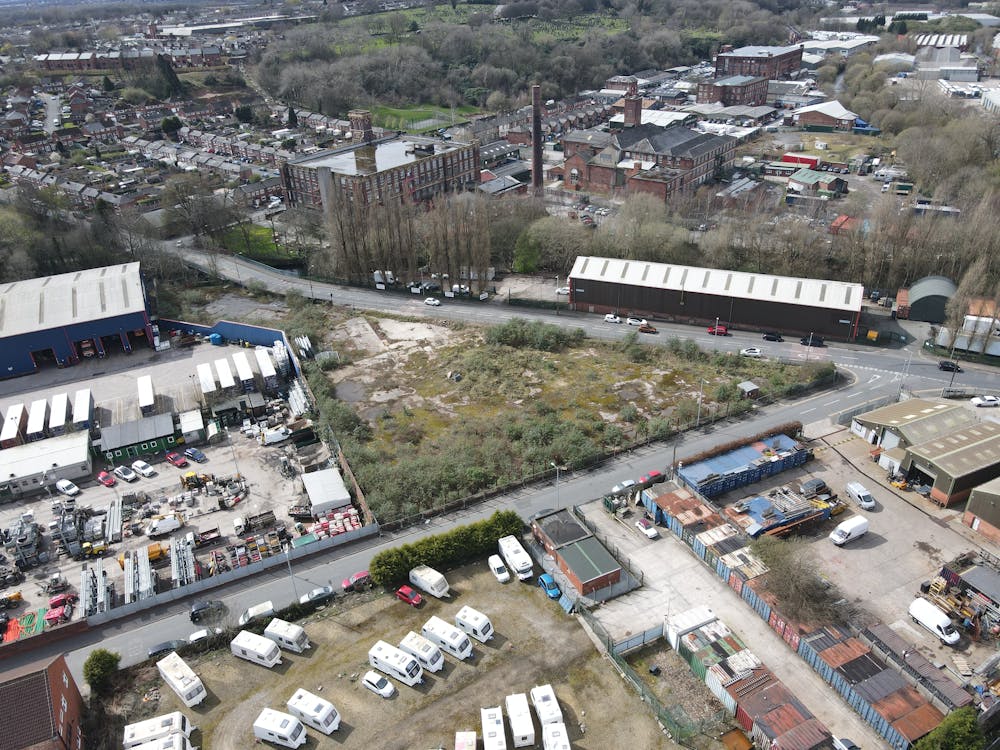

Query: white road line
[824,399,840,405]
[802,408,816,414]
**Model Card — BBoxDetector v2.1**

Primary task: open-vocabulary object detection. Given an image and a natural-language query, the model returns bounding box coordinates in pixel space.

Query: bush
[485,318,585,352]
[83,648,120,695]
[369,510,524,585]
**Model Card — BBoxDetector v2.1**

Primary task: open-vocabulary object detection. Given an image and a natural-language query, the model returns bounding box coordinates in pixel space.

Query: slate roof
[0,657,58,749]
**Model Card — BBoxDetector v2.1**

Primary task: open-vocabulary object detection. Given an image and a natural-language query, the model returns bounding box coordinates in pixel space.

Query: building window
[167,437,175,444]
[140,443,148,450]
[114,450,122,457]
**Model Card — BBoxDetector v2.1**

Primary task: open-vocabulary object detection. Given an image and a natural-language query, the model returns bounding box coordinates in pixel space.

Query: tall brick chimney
[531,84,543,194]
[623,78,641,128]
[348,109,375,143]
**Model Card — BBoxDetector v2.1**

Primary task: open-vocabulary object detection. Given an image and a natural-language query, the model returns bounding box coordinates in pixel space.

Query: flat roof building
[0,431,92,501]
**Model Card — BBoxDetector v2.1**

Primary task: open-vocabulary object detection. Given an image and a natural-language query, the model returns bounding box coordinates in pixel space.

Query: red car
[97,471,116,487]
[395,585,423,607]
[165,451,189,468]
[48,593,79,609]
[342,571,372,593]
[707,325,728,336]
[640,470,665,486]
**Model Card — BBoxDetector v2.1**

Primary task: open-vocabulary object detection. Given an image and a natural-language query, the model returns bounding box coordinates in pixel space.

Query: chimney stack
[623,77,641,128]
[531,84,543,195]
[348,109,375,144]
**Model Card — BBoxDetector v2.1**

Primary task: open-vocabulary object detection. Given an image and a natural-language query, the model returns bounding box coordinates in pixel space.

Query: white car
[424,297,441,306]
[635,518,659,539]
[55,479,79,497]
[555,287,570,295]
[612,478,637,495]
[604,314,622,323]
[626,317,647,326]
[971,396,1000,408]
[740,347,763,358]
[113,465,138,482]
[362,670,395,698]
[488,554,510,583]
[188,627,223,643]
[131,460,155,478]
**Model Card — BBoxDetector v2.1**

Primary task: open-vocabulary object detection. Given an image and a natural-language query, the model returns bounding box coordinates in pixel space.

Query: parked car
[488,554,510,583]
[740,347,762,358]
[113,465,138,482]
[189,599,225,623]
[555,287,570,295]
[147,639,187,659]
[972,396,1000,408]
[638,323,658,334]
[537,573,561,600]
[165,451,188,468]
[626,317,647,326]
[424,297,441,306]
[635,518,660,539]
[184,447,207,463]
[188,627,222,644]
[395,585,423,607]
[639,470,665,486]
[800,335,825,347]
[362,670,396,698]
[762,332,784,342]
[96,471,116,487]
[604,313,622,323]
[342,571,372,592]
[131,460,155,478]
[707,325,728,336]
[938,360,962,372]
[299,586,336,606]
[611,478,637,495]
[55,479,79,497]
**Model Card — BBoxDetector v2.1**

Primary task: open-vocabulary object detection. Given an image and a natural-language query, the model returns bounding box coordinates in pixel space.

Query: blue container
[209,333,224,346]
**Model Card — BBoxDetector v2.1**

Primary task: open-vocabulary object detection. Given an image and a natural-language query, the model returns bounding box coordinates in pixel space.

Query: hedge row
[369,510,524,586]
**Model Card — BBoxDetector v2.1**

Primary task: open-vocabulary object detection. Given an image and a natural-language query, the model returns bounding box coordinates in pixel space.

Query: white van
[845,481,876,510]
[455,605,494,643]
[422,615,473,660]
[265,618,311,653]
[909,597,961,645]
[368,640,424,686]
[828,516,869,546]
[231,630,283,668]
[399,630,445,672]
[286,687,340,734]
[253,708,307,748]
[123,712,196,749]
[238,601,275,626]
[505,692,535,748]
[530,684,563,726]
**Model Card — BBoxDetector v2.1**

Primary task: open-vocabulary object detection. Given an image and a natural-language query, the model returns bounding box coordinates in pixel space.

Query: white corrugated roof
[0,263,144,338]
[569,256,864,313]
[793,100,858,120]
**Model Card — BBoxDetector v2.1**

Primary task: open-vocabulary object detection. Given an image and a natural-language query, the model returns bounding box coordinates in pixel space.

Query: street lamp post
[283,544,299,601]
[551,461,567,509]
[805,332,814,361]
[695,379,706,428]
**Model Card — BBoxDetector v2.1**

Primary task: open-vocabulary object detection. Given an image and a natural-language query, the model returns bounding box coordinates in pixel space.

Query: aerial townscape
[5,0,1000,749]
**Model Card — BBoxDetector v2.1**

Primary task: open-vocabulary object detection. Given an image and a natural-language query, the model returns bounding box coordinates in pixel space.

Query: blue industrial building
[676,433,811,498]
[0,263,153,378]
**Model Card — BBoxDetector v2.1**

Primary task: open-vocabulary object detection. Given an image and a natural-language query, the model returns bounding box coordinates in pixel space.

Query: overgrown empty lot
[113,563,678,749]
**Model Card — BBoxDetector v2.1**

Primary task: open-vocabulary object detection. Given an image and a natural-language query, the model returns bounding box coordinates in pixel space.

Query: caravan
[481,706,508,750]
[252,708,307,749]
[156,652,207,707]
[530,684,563,726]
[231,630,283,668]
[399,630,445,672]
[542,722,571,750]
[265,618,311,653]
[130,736,194,750]
[455,605,494,643]
[422,615,473,660]
[498,535,533,581]
[368,640,424,686]
[505,693,535,748]
[286,688,341,734]
[122,712,196,749]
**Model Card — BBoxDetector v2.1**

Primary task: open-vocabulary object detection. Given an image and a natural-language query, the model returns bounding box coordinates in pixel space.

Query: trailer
[72,389,93,431]
[196,362,217,397]
[398,630,445,672]
[130,735,195,750]
[286,688,341,735]
[214,358,236,391]
[234,510,277,536]
[265,618,311,653]
[481,706,508,750]
[530,684,563,726]
[253,708,307,749]
[255,347,279,392]
[48,393,70,436]
[156,652,207,708]
[231,629,282,668]
[138,375,156,416]
[232,351,256,393]
[368,640,424,686]
[0,403,26,448]
[122,711,196,749]
[498,536,533,581]
[456,605,494,643]
[26,398,49,442]
[505,693,535,748]
[542,722,571,750]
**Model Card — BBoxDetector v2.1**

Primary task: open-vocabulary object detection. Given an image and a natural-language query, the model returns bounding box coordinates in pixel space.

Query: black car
[938,360,963,372]
[800,335,825,347]
[189,599,225,623]
[762,332,784,342]
[147,639,187,659]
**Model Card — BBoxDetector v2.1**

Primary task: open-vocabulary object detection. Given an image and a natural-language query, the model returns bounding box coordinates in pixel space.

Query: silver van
[845,482,875,510]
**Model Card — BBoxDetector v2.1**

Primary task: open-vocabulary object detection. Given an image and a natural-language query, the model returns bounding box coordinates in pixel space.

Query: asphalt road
[42,94,61,135]
[14,241,997,684]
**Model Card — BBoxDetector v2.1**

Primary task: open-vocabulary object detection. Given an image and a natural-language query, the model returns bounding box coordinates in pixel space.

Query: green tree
[161,115,182,136]
[83,648,120,694]
[234,105,254,123]
[102,75,114,92]
[913,707,984,750]
[287,106,298,127]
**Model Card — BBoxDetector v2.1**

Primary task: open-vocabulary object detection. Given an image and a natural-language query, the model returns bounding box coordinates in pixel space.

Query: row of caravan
[123,711,196,750]
[231,618,312,668]
[252,685,343,749]
[458,684,568,750]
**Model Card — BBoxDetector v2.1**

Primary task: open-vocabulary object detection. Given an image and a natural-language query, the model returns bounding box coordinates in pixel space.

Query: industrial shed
[902,421,1000,507]
[0,431,92,501]
[531,509,623,597]
[964,477,1000,544]
[0,262,153,378]
[897,276,956,323]
[850,399,974,452]
[567,256,863,339]
[97,413,177,462]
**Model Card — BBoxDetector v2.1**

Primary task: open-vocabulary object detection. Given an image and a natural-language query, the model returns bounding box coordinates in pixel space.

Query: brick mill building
[715,44,804,80]
[697,75,770,107]
[282,110,480,212]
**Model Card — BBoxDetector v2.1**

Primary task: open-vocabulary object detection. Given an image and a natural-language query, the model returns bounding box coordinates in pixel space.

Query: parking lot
[0,342,305,630]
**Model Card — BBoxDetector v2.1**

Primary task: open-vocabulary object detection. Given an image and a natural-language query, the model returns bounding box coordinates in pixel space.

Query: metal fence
[833,392,899,426]
[612,623,665,655]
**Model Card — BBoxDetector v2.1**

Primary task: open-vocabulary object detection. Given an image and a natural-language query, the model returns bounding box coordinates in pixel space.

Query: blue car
[184,447,207,463]
[538,573,561,600]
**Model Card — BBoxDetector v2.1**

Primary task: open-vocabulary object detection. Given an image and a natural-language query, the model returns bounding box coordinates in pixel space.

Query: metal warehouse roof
[558,536,620,584]
[907,421,1000,479]
[98,414,175,452]
[971,476,1000,501]
[906,275,956,304]
[569,256,863,313]
[854,399,975,444]
[0,263,144,339]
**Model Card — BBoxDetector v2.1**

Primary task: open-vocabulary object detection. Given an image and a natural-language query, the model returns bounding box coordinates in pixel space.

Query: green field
[221,225,293,261]
[370,103,479,131]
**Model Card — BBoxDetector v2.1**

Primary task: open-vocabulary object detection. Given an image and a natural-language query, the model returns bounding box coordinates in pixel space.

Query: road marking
[802,408,816,414]
[824,399,840,405]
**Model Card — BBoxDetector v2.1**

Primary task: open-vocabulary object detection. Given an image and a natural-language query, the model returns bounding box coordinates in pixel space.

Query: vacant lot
[114,562,677,749]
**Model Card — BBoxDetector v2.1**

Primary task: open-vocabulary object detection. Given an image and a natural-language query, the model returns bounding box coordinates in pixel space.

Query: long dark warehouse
[567,256,864,339]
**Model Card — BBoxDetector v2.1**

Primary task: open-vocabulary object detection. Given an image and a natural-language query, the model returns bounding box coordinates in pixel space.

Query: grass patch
[220,224,295,261]
[370,103,479,131]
